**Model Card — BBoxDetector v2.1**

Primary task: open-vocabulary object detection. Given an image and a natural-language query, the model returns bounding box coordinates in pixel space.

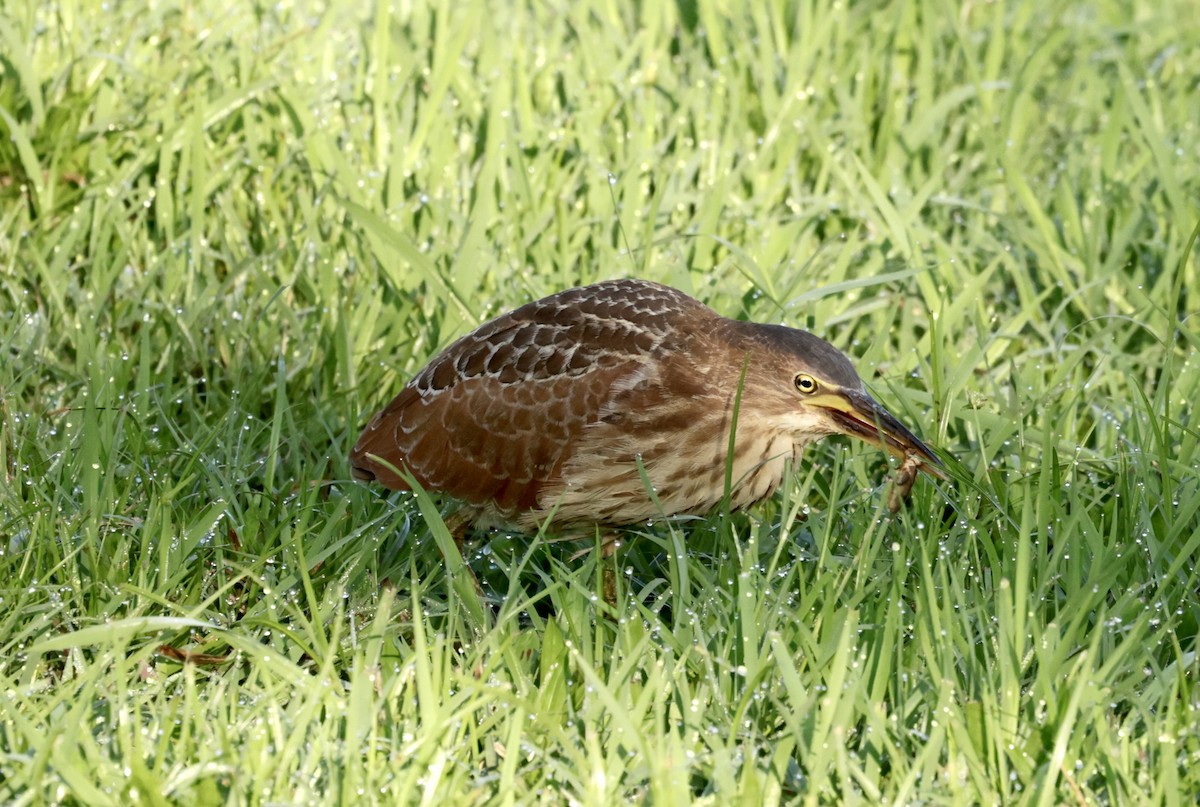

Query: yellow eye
[794,373,818,394]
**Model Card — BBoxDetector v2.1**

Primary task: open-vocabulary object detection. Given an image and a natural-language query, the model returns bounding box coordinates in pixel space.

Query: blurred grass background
[2,0,1198,803]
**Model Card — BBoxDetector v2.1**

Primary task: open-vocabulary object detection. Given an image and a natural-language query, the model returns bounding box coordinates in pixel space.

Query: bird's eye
[794,373,818,394]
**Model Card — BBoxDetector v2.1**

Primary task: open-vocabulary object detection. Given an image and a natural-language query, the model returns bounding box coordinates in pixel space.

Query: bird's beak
[812,389,947,480]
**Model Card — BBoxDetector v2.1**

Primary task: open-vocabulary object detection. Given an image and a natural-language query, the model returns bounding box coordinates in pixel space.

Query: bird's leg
[441,508,474,552]
[562,531,624,561]
[440,508,486,600]
[561,532,624,607]
[587,533,624,608]
[603,561,618,608]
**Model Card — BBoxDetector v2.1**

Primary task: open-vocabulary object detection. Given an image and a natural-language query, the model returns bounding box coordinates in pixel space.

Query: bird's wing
[349,357,640,512]
[349,279,718,513]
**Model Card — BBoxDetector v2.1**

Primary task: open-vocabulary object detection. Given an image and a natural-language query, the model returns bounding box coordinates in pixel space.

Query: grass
[2,0,1198,802]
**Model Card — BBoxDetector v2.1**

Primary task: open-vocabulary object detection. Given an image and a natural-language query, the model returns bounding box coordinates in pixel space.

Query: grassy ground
[2,0,1198,803]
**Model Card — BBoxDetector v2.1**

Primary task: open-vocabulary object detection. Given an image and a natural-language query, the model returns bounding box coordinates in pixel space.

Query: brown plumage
[350,278,944,532]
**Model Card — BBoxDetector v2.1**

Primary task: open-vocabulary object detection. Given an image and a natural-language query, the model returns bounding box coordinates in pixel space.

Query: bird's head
[734,322,947,480]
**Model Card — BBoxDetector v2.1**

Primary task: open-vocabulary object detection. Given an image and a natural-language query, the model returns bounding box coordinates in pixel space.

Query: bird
[350,278,945,539]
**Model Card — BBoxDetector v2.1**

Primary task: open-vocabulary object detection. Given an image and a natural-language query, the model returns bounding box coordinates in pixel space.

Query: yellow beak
[812,389,947,480]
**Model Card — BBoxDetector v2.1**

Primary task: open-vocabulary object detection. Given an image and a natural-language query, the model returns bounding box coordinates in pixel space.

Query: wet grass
[2,0,1199,803]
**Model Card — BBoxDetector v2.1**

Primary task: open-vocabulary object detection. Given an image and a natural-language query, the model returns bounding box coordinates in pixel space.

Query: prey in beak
[815,388,946,478]
[806,387,947,511]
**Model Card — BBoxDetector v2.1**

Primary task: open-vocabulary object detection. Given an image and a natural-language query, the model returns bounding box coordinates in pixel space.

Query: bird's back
[349,279,720,523]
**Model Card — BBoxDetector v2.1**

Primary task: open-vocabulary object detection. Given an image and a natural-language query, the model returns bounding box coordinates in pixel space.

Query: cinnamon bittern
[350,279,945,534]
